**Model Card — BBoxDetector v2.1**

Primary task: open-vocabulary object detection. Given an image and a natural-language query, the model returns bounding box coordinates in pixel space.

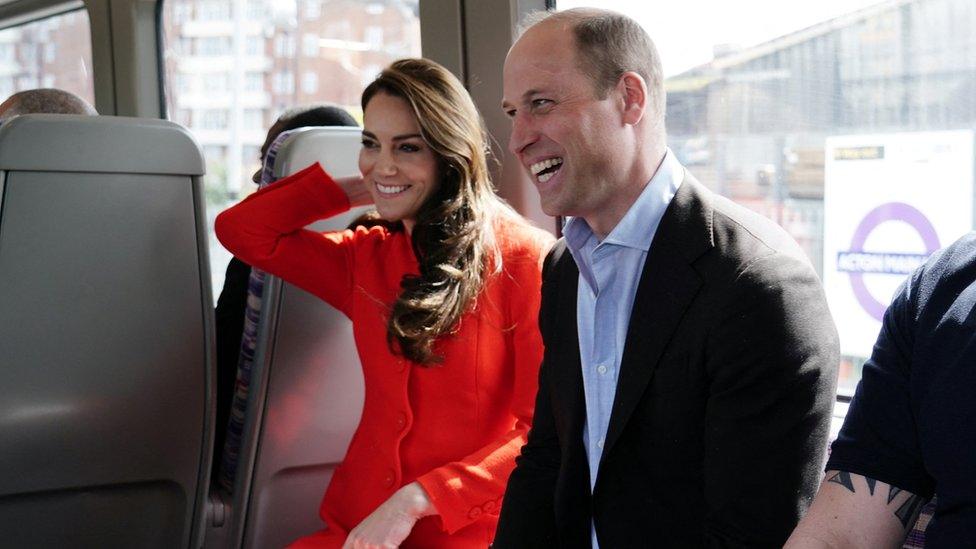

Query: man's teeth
[377,183,408,194]
[530,157,563,176]
[538,171,556,183]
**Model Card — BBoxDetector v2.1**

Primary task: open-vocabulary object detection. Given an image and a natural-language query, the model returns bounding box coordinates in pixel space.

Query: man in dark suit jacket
[496,8,839,548]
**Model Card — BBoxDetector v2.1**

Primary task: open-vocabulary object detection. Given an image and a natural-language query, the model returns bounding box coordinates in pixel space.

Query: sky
[556,0,889,76]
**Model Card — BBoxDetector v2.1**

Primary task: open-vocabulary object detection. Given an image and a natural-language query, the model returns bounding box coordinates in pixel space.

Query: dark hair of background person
[360,58,524,365]
[213,104,358,483]
[0,88,98,120]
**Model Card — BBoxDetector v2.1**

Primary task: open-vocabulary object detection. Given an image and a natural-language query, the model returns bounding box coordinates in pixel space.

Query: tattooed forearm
[826,472,926,529]
[893,489,926,528]
[826,471,855,492]
[887,486,902,504]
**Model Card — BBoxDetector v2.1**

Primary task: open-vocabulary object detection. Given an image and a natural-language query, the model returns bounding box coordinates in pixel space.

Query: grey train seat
[220,127,367,548]
[0,115,213,548]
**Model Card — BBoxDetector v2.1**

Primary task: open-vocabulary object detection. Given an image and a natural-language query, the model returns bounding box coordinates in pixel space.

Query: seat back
[0,114,213,548]
[225,127,367,548]
[903,497,937,548]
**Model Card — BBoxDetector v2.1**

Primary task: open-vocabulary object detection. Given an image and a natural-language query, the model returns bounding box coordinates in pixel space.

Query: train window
[0,9,94,107]
[557,0,976,396]
[159,0,421,293]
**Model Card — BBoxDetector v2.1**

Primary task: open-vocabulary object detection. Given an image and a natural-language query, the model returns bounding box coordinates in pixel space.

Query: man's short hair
[0,88,98,120]
[521,8,665,120]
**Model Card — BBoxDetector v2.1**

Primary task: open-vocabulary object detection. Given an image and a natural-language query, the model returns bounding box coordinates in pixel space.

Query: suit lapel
[549,248,588,436]
[599,172,713,467]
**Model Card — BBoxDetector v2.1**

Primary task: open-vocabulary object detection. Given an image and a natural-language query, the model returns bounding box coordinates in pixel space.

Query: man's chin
[538,194,572,218]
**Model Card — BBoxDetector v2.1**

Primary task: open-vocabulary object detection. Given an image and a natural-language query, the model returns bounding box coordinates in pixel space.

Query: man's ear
[617,71,647,125]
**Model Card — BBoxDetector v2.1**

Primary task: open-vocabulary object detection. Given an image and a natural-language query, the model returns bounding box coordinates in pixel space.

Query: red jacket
[215,163,552,547]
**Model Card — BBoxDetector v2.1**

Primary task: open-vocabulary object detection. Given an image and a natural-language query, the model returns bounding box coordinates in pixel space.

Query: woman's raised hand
[335,174,374,208]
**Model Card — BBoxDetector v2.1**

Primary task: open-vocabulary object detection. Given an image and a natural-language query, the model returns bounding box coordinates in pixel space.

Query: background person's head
[503,8,665,236]
[0,88,97,122]
[359,57,514,365]
[252,104,358,183]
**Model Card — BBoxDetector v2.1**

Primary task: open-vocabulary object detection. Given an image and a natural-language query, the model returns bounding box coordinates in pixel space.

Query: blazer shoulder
[705,191,814,274]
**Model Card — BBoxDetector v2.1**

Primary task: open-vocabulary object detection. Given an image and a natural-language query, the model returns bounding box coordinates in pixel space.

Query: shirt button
[597,364,608,375]
[597,438,605,449]
[383,470,396,489]
[468,507,482,519]
[395,360,406,373]
[396,412,407,431]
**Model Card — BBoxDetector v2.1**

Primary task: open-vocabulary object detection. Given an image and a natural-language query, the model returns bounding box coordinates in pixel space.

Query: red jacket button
[383,470,395,488]
[396,412,407,431]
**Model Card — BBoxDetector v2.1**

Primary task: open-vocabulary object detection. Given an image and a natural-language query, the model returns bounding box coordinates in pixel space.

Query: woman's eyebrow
[361,130,422,141]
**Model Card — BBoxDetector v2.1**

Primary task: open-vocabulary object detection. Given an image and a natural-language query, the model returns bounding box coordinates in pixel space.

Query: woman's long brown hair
[361,58,518,365]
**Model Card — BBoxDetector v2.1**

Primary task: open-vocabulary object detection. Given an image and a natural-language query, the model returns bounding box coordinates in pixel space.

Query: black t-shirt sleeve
[826,274,936,499]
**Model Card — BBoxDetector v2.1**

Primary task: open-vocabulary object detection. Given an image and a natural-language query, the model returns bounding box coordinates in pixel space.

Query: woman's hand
[334,174,373,208]
[341,482,435,549]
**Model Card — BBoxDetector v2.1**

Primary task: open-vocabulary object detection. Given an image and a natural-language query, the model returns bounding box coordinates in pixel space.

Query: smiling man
[494,8,840,548]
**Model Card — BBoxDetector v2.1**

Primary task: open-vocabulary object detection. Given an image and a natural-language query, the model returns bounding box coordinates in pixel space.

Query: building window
[246,1,264,20]
[302,71,318,94]
[245,72,263,92]
[302,33,319,57]
[244,109,264,129]
[303,0,322,19]
[274,34,296,57]
[202,73,229,93]
[272,71,295,94]
[198,109,229,130]
[197,1,230,21]
[197,37,231,56]
[246,36,263,56]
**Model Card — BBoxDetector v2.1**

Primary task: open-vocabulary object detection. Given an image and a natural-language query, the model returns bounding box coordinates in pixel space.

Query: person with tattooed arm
[786,232,976,548]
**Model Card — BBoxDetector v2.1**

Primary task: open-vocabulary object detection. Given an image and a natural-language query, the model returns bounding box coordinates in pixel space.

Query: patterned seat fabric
[217,128,303,493]
[903,497,936,549]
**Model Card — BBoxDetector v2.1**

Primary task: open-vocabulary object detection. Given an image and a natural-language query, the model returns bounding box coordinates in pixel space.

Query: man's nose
[508,113,536,156]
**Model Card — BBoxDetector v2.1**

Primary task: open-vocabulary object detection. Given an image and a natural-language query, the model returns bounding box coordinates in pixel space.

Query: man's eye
[531,99,553,110]
[504,108,516,118]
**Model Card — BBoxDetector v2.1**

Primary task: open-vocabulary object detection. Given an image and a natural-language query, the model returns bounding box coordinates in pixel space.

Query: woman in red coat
[215,58,553,548]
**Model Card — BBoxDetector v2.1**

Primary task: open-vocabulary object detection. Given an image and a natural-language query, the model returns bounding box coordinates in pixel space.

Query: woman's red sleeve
[214,162,356,316]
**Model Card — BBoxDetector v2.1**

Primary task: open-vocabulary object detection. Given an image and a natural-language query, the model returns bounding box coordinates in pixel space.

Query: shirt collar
[564,148,684,254]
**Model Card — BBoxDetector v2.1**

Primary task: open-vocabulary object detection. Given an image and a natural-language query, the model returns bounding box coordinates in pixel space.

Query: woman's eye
[361,139,378,149]
[399,143,421,153]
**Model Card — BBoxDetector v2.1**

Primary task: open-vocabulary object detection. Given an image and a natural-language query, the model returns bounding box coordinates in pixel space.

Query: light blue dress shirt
[563,149,683,548]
